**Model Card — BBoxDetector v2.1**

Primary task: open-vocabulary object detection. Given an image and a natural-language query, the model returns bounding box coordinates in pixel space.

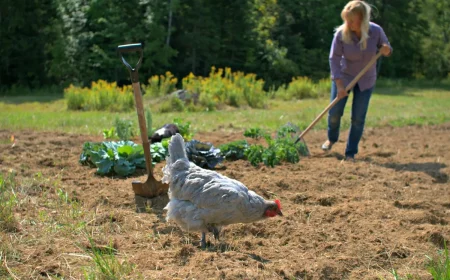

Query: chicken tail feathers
[168,133,188,162]
[162,133,189,185]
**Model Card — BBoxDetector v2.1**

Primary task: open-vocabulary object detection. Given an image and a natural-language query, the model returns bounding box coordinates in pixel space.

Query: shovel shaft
[132,82,153,175]
[295,51,383,144]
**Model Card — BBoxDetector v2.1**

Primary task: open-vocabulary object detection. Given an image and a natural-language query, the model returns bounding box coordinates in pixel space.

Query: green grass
[0,84,449,136]
[426,242,450,280]
[0,172,18,233]
[387,242,450,280]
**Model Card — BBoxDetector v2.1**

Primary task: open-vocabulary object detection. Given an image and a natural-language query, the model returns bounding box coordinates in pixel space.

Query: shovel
[117,43,168,208]
[294,51,383,145]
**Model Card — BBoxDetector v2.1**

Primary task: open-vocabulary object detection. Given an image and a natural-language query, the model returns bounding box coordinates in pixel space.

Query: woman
[322,0,392,161]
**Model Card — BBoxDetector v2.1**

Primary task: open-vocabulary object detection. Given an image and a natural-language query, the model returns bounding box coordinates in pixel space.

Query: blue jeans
[327,81,373,157]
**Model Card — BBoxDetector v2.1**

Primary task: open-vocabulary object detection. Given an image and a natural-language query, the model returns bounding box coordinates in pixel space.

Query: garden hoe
[294,51,383,149]
[118,43,168,212]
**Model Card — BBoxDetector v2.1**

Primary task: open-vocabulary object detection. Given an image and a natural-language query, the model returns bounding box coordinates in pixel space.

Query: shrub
[159,96,185,113]
[144,71,178,98]
[64,80,135,112]
[315,78,331,98]
[275,77,331,100]
[279,77,316,100]
[65,84,86,110]
[181,67,267,109]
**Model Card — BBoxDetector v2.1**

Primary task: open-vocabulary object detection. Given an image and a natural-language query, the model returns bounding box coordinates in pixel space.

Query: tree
[0,0,61,88]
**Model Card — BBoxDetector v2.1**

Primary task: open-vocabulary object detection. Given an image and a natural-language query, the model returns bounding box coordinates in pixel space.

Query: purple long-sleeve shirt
[329,22,392,91]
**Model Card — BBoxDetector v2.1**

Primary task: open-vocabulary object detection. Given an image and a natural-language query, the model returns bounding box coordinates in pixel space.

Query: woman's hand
[380,44,391,56]
[335,79,348,99]
[337,85,348,99]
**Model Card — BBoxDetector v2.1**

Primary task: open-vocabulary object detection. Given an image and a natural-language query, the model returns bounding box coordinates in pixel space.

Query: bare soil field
[0,124,449,279]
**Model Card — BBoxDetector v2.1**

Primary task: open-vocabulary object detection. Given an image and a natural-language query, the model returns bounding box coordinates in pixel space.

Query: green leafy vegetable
[245,144,265,166]
[173,118,193,140]
[150,142,167,163]
[219,140,249,161]
[243,127,266,139]
[221,123,309,168]
[102,127,116,139]
[79,140,167,177]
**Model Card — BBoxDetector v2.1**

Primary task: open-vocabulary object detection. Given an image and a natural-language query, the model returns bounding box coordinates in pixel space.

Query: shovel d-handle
[117,43,143,83]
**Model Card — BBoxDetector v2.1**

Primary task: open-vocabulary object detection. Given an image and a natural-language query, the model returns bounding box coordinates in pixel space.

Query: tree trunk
[166,0,173,46]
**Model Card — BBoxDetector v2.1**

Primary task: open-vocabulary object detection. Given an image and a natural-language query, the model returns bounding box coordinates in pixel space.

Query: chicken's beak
[277,209,283,216]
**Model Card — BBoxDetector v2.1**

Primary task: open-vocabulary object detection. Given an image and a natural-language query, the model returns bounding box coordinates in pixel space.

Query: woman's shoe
[345,155,355,162]
[321,140,334,151]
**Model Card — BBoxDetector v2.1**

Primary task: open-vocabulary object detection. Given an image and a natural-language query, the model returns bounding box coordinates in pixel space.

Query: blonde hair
[335,0,371,50]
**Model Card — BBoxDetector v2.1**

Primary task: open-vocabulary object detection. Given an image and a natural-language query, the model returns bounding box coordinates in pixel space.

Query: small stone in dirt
[243,240,252,249]
[45,247,54,255]
[38,265,62,278]
[318,197,336,207]
[176,245,195,258]
[39,158,55,167]
[276,180,290,190]
[295,269,310,279]
[257,263,265,269]
[429,232,448,249]
[275,269,286,277]
[293,193,309,204]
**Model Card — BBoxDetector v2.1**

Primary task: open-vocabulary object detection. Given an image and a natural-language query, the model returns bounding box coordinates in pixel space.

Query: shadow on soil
[321,152,448,184]
[379,162,449,184]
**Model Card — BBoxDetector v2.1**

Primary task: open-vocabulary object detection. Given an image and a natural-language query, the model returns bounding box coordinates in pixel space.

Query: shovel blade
[132,179,169,198]
[132,178,169,213]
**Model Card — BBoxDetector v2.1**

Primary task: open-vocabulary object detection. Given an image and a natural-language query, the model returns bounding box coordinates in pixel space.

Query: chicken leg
[201,232,207,249]
[207,225,220,241]
[200,226,221,249]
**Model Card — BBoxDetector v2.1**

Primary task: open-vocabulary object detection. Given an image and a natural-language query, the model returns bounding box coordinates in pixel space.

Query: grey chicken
[162,134,283,248]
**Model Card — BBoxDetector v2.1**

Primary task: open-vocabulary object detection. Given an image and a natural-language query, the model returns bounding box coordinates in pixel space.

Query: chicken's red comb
[275,199,281,209]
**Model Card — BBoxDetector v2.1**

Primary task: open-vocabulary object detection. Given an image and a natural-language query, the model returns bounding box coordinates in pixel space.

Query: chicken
[162,133,283,248]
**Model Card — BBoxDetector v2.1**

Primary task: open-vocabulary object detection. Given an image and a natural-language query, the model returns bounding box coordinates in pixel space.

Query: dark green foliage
[243,128,267,140]
[221,124,309,168]
[0,0,62,87]
[245,144,265,167]
[2,0,449,91]
[219,140,250,161]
